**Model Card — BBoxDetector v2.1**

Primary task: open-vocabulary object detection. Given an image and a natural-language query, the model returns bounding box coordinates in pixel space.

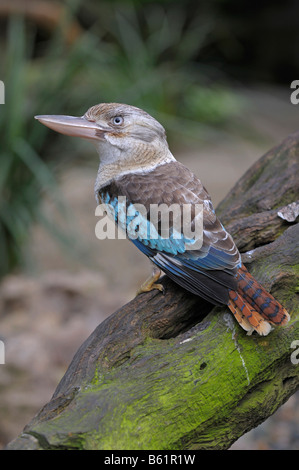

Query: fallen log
[6,132,299,450]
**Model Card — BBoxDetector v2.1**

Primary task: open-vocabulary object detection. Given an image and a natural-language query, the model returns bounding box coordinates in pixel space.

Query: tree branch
[7,132,299,450]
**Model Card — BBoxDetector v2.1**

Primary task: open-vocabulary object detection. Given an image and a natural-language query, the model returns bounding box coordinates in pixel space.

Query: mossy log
[7,132,299,450]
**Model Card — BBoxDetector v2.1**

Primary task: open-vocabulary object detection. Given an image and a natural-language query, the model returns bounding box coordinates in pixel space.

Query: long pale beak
[34,114,106,140]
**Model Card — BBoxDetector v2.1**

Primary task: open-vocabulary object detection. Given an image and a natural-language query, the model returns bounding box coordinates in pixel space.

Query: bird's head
[35,103,173,170]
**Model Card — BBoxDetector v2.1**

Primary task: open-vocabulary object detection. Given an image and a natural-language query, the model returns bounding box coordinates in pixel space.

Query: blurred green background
[0,0,298,450]
[1,0,298,277]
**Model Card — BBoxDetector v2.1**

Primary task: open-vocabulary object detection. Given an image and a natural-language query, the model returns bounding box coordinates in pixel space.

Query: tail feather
[228,264,290,336]
[228,292,272,336]
[227,299,254,334]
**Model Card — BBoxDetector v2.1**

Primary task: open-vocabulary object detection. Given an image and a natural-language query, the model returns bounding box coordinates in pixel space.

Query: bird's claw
[136,282,165,296]
[136,269,165,296]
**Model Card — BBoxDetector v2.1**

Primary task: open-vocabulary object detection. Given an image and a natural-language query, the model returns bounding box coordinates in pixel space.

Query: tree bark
[6,132,299,450]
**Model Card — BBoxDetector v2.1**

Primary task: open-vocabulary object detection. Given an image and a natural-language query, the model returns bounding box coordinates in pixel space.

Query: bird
[35,103,290,336]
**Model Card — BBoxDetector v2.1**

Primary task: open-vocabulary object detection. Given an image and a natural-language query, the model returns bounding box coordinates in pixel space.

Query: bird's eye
[112,116,124,126]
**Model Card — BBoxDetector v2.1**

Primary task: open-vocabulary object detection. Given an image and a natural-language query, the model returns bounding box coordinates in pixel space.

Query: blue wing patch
[99,192,240,304]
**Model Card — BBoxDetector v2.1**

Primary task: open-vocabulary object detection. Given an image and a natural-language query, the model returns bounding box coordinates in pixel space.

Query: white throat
[93,136,176,197]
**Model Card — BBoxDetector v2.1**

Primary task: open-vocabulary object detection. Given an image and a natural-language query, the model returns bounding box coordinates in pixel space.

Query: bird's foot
[136,269,164,295]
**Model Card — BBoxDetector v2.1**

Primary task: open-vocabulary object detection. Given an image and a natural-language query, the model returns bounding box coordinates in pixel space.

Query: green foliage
[0,15,85,276]
[0,17,41,275]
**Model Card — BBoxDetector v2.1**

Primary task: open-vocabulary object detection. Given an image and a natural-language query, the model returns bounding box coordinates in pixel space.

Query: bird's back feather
[98,160,241,304]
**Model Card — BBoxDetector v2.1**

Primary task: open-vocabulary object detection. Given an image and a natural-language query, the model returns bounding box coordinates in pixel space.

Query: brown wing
[99,161,241,304]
